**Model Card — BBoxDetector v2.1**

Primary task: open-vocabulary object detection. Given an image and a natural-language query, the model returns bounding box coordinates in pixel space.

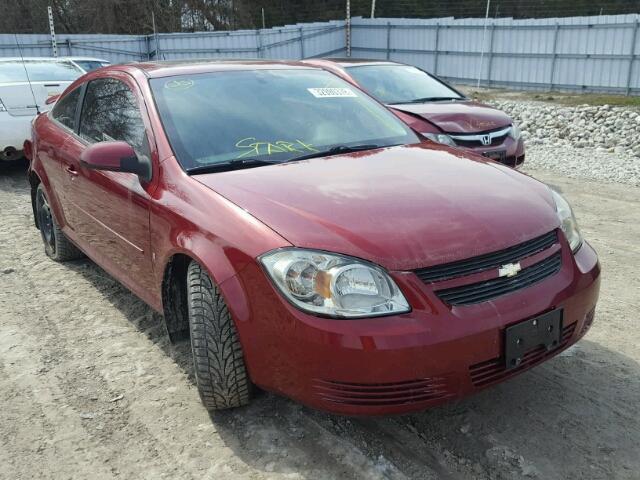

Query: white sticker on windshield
[307,87,357,98]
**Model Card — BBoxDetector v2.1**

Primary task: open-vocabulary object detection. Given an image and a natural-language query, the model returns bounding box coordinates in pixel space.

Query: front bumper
[460,136,525,168]
[227,238,600,416]
[0,111,34,160]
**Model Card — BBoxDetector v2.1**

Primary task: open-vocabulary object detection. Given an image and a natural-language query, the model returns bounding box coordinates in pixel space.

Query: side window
[79,78,150,158]
[51,87,81,130]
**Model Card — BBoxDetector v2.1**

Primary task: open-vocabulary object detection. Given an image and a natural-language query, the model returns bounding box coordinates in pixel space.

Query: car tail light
[23,140,33,161]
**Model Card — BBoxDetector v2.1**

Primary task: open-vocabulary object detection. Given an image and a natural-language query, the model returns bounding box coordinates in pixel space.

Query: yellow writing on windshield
[236,137,319,158]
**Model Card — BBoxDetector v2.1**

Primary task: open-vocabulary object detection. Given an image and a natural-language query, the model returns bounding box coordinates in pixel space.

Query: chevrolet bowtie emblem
[498,262,522,278]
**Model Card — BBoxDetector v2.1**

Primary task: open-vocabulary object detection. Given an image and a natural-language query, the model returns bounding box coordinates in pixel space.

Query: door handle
[65,164,79,176]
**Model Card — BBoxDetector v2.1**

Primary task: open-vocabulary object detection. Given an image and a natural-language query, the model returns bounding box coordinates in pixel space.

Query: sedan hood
[195,145,558,271]
[390,100,512,134]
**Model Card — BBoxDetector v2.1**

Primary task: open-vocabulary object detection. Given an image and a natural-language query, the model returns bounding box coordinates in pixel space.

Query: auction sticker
[307,87,357,98]
[165,79,194,91]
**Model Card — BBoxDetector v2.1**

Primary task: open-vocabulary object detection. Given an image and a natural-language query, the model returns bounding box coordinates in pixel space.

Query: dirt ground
[0,160,638,480]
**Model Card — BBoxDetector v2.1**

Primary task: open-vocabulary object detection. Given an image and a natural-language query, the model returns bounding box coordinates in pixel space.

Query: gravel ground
[490,100,640,186]
[1,151,640,480]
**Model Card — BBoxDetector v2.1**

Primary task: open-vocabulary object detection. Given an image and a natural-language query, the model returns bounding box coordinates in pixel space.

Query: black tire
[187,261,251,410]
[35,184,83,262]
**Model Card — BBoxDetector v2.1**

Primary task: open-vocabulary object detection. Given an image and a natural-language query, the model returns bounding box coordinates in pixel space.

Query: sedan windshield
[346,64,463,105]
[0,61,82,82]
[150,69,418,171]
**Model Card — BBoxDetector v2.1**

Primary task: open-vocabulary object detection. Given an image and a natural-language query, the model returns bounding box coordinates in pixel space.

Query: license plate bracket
[505,309,562,370]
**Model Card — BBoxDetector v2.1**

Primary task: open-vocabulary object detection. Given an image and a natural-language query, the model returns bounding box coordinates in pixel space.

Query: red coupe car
[303,58,525,168]
[26,60,599,415]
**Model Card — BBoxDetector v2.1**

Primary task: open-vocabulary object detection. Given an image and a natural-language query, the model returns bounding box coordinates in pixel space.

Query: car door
[66,74,156,301]
[48,84,84,229]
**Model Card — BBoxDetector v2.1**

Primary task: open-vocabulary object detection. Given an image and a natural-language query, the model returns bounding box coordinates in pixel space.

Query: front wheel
[187,261,252,410]
[35,184,83,262]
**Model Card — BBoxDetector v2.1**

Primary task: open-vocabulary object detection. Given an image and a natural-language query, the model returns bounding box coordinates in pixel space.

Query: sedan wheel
[187,260,252,410]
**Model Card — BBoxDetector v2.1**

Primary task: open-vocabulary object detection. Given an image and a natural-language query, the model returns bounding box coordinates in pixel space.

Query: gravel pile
[489,100,640,186]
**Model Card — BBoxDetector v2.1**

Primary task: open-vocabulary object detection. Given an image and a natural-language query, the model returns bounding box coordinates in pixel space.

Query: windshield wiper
[286,144,385,162]
[186,157,282,175]
[390,96,463,105]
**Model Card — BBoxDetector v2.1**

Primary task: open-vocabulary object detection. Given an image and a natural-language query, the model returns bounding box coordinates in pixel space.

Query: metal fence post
[299,27,305,59]
[549,22,560,91]
[257,29,263,58]
[485,23,495,87]
[47,6,58,57]
[626,20,639,96]
[67,38,72,56]
[433,23,440,74]
[346,0,351,57]
[386,21,391,60]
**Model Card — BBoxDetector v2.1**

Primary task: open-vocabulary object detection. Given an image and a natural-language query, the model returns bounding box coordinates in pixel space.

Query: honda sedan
[27,60,599,415]
[303,58,525,168]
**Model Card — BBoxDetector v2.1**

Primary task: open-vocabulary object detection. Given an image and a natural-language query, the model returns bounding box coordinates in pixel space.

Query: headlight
[0,99,6,112]
[260,249,410,318]
[423,133,456,147]
[508,123,521,140]
[550,189,582,253]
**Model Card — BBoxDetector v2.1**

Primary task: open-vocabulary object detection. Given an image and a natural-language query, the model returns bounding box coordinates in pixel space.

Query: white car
[61,57,111,73]
[0,57,84,161]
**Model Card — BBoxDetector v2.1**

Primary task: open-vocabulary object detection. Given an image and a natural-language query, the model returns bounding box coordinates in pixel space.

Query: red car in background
[27,60,598,415]
[303,58,525,168]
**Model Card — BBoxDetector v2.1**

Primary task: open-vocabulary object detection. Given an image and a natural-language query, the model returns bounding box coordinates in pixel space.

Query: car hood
[194,145,559,271]
[389,100,512,134]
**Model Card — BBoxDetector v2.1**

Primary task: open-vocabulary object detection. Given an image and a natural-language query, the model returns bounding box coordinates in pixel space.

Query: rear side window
[51,87,81,130]
[79,77,149,157]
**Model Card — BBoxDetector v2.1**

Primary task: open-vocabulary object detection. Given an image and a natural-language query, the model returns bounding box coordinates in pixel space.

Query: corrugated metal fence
[0,20,347,64]
[351,14,640,95]
[1,14,638,94]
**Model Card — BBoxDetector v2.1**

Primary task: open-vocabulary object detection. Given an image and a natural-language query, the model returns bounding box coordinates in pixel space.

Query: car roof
[60,57,111,63]
[310,58,400,68]
[0,57,77,63]
[119,59,320,78]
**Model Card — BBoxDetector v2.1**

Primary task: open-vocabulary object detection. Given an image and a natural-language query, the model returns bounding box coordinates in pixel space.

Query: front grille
[415,230,558,283]
[469,322,576,387]
[450,126,511,148]
[436,252,562,306]
[313,377,453,407]
[455,135,507,148]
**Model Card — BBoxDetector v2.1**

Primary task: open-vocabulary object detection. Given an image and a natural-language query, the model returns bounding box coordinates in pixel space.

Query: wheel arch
[28,169,41,229]
[159,246,254,345]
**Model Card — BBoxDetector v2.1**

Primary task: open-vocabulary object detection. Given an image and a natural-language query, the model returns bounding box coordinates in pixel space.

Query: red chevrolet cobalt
[27,61,599,415]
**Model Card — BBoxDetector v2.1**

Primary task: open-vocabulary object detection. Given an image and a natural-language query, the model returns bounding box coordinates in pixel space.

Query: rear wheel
[35,184,83,262]
[187,261,251,410]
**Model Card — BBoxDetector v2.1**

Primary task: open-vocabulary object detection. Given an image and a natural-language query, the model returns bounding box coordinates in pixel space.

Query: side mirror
[80,141,151,182]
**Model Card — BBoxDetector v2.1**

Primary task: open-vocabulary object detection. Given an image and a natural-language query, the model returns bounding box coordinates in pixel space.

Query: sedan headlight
[423,133,456,147]
[508,123,521,141]
[550,189,582,252]
[260,249,410,318]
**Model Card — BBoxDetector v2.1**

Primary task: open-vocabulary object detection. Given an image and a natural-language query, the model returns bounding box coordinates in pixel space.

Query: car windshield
[150,68,419,171]
[0,61,82,82]
[346,64,463,105]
